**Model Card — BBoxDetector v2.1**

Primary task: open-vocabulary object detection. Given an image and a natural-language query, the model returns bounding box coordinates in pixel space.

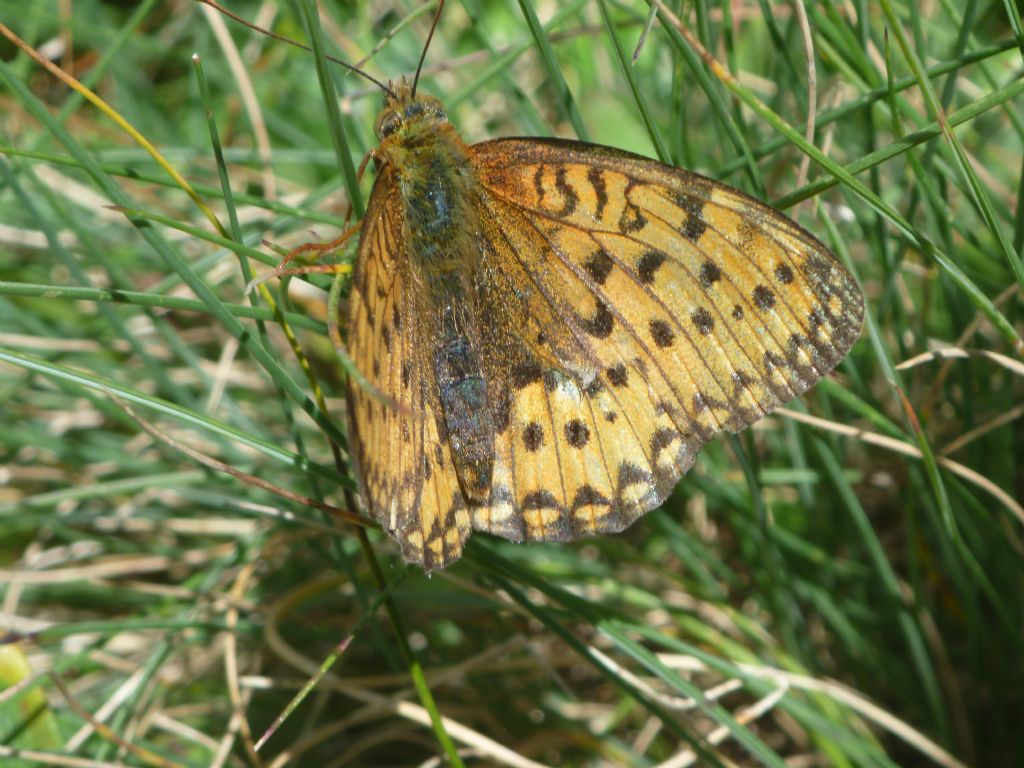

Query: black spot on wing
[571,484,610,512]
[637,250,666,284]
[619,179,647,233]
[691,307,714,335]
[650,427,679,456]
[699,261,721,288]
[606,363,628,387]
[588,166,608,220]
[649,319,675,348]
[673,192,707,241]
[522,490,561,511]
[617,461,654,494]
[581,301,614,338]
[807,308,824,332]
[564,419,590,448]
[523,421,544,451]
[584,248,614,285]
[532,165,544,204]
[775,263,795,284]
[752,285,776,311]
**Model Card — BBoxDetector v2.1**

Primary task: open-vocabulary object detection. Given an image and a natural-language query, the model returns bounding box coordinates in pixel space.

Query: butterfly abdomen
[434,310,493,501]
[426,266,494,502]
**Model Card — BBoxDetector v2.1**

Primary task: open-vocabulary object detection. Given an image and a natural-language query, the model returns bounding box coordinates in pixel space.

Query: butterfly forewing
[468,186,698,542]
[471,139,863,419]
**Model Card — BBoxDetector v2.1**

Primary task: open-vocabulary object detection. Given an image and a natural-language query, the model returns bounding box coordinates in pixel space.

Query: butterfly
[342,26,864,572]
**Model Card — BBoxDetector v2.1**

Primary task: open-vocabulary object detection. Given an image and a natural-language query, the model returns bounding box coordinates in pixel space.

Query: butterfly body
[346,82,864,570]
[374,81,495,504]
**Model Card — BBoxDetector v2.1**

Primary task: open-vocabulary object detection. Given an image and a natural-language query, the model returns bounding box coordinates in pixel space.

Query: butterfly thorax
[374,81,477,265]
[375,82,495,503]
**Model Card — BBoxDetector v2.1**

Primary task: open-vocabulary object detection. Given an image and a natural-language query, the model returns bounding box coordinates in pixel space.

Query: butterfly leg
[270,147,375,278]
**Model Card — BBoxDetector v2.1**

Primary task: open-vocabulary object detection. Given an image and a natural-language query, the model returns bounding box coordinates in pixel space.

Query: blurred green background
[1,1,1022,766]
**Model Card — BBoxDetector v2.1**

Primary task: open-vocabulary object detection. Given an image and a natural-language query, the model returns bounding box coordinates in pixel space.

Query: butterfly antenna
[197,0,395,98]
[411,0,444,97]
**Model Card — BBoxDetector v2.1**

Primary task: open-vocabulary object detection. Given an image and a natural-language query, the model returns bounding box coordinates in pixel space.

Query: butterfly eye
[401,98,448,124]
[421,97,447,122]
[375,110,402,139]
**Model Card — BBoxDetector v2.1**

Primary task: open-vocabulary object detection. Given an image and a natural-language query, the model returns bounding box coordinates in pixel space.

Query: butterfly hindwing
[467,189,696,542]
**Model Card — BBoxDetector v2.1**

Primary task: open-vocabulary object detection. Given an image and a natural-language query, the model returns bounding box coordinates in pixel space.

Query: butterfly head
[375,78,449,141]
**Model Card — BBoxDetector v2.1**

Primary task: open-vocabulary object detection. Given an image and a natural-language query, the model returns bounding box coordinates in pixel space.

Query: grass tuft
[1,1,1022,765]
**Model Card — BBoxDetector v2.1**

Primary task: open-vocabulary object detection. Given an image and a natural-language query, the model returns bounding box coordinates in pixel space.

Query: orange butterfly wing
[462,138,864,543]
[346,162,472,569]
